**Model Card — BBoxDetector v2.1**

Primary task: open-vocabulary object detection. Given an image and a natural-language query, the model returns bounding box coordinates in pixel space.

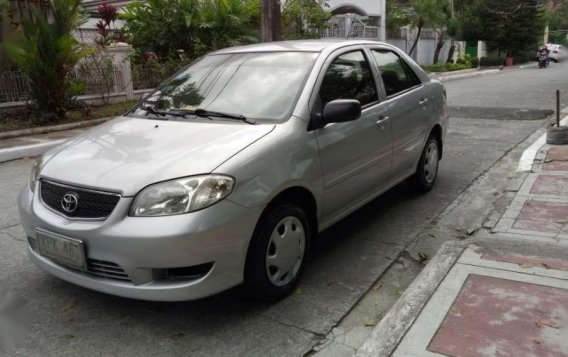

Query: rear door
[311,48,392,220]
[369,48,431,181]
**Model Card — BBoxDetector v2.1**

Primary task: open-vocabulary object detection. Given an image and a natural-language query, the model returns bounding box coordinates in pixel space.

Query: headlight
[29,157,43,192]
[130,175,235,217]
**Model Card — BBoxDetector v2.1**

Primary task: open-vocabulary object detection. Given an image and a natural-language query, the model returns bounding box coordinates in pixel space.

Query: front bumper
[18,185,263,301]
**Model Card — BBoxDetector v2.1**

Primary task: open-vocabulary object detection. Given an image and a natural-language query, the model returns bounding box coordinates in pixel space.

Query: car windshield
[131,52,319,121]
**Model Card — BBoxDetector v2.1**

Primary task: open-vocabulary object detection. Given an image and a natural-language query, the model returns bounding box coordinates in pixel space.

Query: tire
[547,126,568,145]
[408,135,440,193]
[244,202,310,301]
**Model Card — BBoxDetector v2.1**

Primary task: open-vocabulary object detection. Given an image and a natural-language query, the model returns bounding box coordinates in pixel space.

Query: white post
[379,0,386,41]
[477,40,487,62]
[106,42,135,101]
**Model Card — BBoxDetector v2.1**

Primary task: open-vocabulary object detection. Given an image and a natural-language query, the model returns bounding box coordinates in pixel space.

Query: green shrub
[479,56,505,67]
[470,57,479,68]
[515,52,532,65]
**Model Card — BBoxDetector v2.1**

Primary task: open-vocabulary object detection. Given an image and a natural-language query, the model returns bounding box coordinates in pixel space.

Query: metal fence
[132,64,165,90]
[72,66,126,96]
[131,63,187,90]
[0,64,162,104]
[0,70,32,103]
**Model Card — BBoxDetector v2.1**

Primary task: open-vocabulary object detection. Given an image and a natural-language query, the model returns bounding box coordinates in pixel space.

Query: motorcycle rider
[539,45,550,68]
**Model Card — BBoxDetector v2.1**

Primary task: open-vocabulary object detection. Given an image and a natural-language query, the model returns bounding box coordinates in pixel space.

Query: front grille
[86,259,130,281]
[40,180,120,219]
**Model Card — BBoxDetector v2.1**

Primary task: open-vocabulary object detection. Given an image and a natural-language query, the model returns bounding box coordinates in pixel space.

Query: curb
[517,109,568,172]
[0,140,66,163]
[0,116,112,140]
[434,62,537,83]
[436,69,501,82]
[356,236,568,356]
[356,241,468,356]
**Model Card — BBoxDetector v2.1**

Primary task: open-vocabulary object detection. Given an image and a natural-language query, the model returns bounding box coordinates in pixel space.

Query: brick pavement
[374,144,568,357]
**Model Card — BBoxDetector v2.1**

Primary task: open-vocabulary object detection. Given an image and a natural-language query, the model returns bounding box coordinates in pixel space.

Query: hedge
[421,62,472,73]
[479,56,505,67]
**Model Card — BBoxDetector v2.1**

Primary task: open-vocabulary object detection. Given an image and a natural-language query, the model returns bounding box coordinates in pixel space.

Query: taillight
[443,87,447,99]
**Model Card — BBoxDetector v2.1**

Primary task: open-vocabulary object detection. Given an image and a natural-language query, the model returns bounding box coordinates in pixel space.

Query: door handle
[376,115,390,126]
[419,98,429,105]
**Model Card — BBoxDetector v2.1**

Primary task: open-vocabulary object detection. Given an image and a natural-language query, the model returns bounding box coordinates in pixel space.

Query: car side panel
[214,116,324,219]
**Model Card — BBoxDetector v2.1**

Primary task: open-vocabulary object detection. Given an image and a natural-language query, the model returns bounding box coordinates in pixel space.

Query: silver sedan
[18,40,448,301]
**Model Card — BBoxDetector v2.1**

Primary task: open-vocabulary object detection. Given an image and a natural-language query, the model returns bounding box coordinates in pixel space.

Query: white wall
[386,38,453,65]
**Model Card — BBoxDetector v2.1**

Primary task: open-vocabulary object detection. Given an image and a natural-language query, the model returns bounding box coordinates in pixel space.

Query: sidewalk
[358,143,568,356]
[0,128,86,163]
[0,117,111,163]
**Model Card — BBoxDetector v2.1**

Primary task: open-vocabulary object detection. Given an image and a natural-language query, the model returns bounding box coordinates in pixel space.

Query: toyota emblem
[61,192,79,213]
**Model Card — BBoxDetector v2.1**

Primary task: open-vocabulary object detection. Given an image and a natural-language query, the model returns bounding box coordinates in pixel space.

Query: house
[323,0,386,40]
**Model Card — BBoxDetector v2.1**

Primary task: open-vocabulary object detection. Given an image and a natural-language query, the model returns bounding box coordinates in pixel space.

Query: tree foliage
[407,0,443,56]
[4,0,90,122]
[454,0,546,55]
[120,0,260,60]
[281,0,331,40]
[549,0,568,45]
[386,2,413,33]
[95,1,119,47]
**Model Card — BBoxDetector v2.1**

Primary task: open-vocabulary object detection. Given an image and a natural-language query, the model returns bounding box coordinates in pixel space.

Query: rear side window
[371,50,421,97]
[319,51,378,107]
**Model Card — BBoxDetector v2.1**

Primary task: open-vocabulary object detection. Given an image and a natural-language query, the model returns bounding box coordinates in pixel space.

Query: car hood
[40,116,275,196]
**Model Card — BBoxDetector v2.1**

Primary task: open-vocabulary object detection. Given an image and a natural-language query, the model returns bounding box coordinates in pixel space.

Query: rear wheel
[408,135,440,193]
[244,203,310,301]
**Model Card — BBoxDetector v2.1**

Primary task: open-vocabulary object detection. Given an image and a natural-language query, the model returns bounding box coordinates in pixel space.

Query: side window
[371,50,421,97]
[319,51,378,107]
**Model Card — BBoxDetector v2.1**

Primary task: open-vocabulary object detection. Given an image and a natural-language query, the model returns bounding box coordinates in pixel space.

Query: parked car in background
[18,40,448,302]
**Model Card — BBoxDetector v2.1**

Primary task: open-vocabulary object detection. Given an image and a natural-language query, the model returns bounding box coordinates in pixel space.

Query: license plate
[35,230,86,271]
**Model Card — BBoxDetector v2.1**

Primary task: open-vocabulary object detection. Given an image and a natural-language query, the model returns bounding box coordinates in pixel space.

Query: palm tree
[4,0,90,121]
[408,0,438,57]
[199,0,260,49]
[431,0,452,64]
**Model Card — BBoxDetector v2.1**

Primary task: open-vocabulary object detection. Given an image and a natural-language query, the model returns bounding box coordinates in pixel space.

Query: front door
[312,49,393,221]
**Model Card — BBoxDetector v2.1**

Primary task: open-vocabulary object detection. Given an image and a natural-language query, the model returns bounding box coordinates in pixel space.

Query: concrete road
[1,61,567,356]
[446,61,568,110]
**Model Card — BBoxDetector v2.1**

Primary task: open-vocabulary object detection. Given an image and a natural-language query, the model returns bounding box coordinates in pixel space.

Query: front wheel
[408,135,440,193]
[244,203,310,301]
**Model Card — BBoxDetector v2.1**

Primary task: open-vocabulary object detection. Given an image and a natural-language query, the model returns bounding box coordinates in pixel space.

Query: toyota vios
[18,40,448,301]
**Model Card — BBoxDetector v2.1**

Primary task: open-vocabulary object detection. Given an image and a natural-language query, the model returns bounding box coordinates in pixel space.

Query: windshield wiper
[140,106,190,119]
[140,105,167,119]
[193,108,257,125]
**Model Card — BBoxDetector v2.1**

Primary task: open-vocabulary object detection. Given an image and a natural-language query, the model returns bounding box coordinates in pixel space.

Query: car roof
[211,39,389,54]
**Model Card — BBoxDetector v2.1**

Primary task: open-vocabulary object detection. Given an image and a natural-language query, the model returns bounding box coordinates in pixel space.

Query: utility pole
[261,0,281,42]
[272,0,281,42]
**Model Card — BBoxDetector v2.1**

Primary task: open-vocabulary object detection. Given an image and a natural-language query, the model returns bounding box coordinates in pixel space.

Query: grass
[0,101,137,133]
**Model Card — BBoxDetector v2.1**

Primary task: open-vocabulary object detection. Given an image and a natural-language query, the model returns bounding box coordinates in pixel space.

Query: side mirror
[322,99,362,125]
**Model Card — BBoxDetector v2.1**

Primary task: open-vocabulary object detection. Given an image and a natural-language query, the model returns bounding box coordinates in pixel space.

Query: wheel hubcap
[424,142,439,184]
[265,216,306,287]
